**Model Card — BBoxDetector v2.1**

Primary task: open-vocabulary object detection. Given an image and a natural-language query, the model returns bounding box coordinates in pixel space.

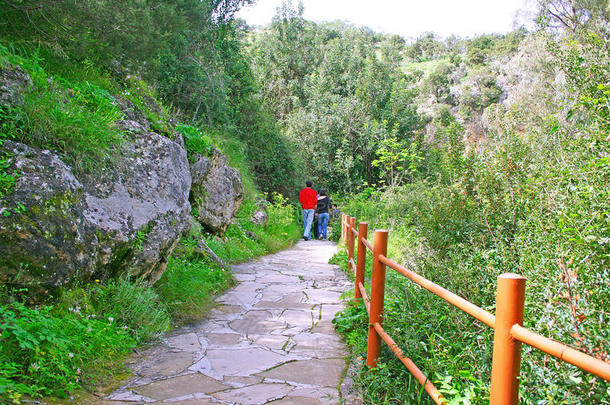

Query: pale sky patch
[237,0,537,39]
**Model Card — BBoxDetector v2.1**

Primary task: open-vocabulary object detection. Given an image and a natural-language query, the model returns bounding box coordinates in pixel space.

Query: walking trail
[100,240,359,405]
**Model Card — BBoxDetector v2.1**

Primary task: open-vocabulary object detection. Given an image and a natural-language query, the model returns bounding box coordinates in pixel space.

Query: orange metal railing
[339,214,610,405]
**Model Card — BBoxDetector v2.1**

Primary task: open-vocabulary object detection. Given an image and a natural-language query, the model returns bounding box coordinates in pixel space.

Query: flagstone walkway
[101,240,360,405]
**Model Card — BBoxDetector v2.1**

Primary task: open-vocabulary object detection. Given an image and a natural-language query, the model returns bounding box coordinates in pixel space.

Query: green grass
[154,235,235,323]
[332,243,491,405]
[0,286,141,402]
[176,124,213,159]
[0,44,125,173]
[208,129,260,199]
[0,147,18,201]
[81,279,171,343]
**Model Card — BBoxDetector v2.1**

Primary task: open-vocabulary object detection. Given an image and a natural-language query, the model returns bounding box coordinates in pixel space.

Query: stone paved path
[102,240,356,405]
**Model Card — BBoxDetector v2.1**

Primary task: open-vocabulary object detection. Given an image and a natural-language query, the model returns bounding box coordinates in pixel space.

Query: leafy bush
[176,123,213,158]
[0,300,135,401]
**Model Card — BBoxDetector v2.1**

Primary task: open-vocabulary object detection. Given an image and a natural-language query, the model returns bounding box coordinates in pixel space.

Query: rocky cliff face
[190,149,243,234]
[0,65,243,291]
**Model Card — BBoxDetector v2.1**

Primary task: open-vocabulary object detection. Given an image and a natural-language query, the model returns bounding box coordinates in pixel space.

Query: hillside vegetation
[246,1,609,404]
[0,0,301,401]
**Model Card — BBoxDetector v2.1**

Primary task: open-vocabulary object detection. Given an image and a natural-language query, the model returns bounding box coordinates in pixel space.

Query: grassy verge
[0,281,157,402]
[0,45,125,173]
[332,247,489,404]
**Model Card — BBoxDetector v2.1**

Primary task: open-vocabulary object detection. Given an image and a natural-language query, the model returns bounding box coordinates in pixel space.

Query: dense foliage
[245,5,535,194]
[321,4,609,403]
[0,0,298,195]
[0,1,302,399]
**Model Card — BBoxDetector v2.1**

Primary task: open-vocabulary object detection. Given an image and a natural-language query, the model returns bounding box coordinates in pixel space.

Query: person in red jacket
[299,180,317,240]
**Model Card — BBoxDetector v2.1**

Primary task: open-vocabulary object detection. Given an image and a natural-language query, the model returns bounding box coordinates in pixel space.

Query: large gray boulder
[0,66,192,290]
[190,148,243,234]
[0,132,191,289]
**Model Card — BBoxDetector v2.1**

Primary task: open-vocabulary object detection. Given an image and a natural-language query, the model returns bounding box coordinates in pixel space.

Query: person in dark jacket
[316,188,331,240]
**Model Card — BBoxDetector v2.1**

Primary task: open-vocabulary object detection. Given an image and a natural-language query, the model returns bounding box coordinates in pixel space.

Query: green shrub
[0,300,135,401]
[176,123,213,158]
[335,132,609,403]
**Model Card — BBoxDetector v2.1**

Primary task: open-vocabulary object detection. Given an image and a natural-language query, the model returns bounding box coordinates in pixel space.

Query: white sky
[237,0,537,39]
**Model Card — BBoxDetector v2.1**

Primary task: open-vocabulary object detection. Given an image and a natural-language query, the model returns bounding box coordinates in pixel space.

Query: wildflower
[108,317,114,323]
[87,327,92,333]
[68,352,74,358]
[30,363,39,370]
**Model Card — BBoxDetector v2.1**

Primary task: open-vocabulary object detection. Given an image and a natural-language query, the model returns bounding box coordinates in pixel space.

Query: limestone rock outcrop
[0,130,191,288]
[0,66,200,290]
[0,63,247,292]
[251,210,268,227]
[190,148,243,234]
[0,65,32,106]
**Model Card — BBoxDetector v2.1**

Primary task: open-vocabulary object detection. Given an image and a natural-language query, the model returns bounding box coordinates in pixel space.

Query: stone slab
[129,351,194,377]
[267,398,321,405]
[206,347,295,376]
[212,383,294,404]
[257,358,346,387]
[206,333,243,346]
[133,373,229,400]
[229,310,287,334]
[167,333,201,352]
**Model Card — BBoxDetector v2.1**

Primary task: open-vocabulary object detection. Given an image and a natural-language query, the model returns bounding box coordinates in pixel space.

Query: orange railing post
[348,217,356,264]
[355,222,368,300]
[366,229,388,368]
[490,273,526,405]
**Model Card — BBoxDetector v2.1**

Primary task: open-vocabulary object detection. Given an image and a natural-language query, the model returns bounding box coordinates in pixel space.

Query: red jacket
[299,187,317,209]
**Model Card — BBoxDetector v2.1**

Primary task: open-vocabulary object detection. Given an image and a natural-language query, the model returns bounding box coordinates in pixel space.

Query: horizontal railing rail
[339,214,610,405]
